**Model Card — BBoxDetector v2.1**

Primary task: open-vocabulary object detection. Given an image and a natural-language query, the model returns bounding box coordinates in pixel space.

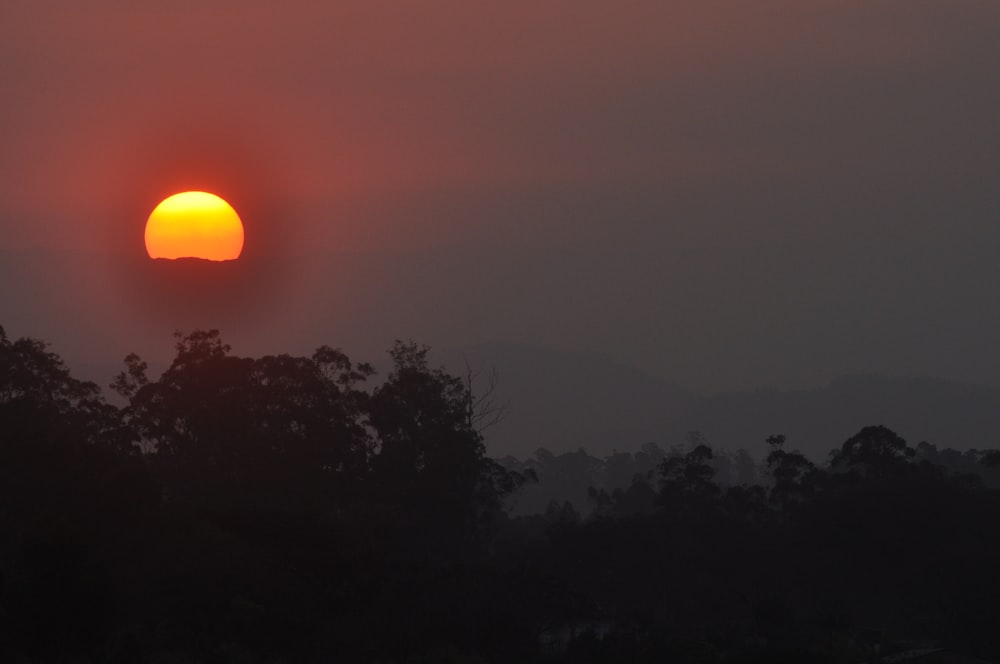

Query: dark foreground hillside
[1,325,998,663]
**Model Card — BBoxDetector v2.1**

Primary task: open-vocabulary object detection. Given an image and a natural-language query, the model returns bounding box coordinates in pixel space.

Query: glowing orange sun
[145,191,244,261]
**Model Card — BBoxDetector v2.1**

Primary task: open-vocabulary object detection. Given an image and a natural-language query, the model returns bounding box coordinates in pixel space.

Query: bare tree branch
[462,357,510,434]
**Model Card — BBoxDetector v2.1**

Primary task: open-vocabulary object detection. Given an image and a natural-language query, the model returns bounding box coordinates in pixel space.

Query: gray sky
[2,1,1000,392]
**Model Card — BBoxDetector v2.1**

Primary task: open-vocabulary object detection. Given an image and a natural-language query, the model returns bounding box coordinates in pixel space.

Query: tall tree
[116,330,373,507]
[367,341,522,538]
[0,326,127,452]
[658,441,719,513]
[764,434,818,510]
[830,425,915,480]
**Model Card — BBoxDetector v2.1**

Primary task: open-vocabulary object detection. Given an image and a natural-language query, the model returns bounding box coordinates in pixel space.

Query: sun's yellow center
[145,191,244,261]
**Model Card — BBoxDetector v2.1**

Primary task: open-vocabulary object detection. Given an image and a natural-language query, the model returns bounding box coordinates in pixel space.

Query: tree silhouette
[829,425,915,480]
[368,341,523,541]
[657,441,719,513]
[116,329,373,508]
[4,324,1000,661]
[764,434,818,510]
[1,325,128,452]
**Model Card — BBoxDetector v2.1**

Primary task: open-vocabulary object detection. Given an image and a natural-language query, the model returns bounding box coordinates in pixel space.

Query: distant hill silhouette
[439,344,1000,459]
[435,344,694,458]
[674,373,1000,458]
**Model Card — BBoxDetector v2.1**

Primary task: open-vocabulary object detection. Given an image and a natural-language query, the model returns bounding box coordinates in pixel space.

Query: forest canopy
[1,326,998,663]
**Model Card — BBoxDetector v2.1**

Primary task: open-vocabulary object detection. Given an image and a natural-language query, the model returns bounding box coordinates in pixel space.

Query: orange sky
[3,2,997,255]
[2,1,1000,393]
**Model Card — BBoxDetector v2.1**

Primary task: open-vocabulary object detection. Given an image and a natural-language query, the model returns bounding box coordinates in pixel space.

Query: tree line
[501,431,1000,520]
[1,325,998,662]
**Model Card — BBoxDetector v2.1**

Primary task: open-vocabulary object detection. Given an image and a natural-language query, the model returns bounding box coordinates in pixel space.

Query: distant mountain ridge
[437,344,1000,460]
[676,373,1000,460]
[434,343,694,459]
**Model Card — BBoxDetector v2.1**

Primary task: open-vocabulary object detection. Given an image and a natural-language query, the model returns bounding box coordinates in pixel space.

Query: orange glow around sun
[145,191,244,261]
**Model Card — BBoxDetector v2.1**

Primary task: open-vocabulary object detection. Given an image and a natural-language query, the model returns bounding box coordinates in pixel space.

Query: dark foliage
[1,326,998,662]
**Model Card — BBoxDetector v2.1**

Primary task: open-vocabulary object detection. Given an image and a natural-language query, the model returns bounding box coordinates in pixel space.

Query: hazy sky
[2,1,1000,392]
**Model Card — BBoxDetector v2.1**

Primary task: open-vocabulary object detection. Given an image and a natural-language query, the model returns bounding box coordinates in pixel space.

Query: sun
[145,191,244,261]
